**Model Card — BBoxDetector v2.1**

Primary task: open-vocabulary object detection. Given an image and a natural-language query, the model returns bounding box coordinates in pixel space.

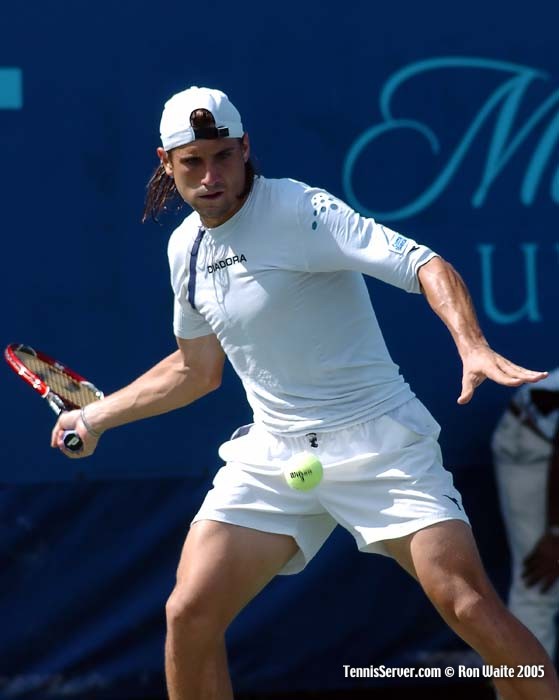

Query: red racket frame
[4,343,103,451]
[4,343,95,408]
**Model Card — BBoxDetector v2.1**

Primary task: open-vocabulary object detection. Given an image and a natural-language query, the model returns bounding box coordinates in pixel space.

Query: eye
[217,150,233,160]
[182,157,201,167]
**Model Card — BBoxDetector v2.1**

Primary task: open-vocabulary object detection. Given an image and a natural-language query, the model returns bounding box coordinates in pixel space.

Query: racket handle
[62,430,83,452]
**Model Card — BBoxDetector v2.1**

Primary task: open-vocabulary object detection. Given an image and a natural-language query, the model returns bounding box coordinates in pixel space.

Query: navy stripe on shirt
[188,227,207,310]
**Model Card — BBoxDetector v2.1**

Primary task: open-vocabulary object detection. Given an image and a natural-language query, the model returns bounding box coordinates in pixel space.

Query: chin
[201,203,228,217]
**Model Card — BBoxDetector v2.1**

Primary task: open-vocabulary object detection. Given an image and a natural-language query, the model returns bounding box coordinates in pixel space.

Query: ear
[241,133,250,163]
[157,147,174,177]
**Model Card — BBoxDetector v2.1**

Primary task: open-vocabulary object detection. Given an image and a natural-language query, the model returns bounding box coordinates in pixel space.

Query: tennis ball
[283,453,323,491]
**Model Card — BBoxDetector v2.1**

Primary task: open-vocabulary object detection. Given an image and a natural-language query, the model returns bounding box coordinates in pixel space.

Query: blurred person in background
[492,368,559,663]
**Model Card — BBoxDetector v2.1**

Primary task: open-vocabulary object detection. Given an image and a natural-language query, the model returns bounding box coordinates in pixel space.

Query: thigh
[384,520,497,599]
[193,462,336,575]
[172,520,299,625]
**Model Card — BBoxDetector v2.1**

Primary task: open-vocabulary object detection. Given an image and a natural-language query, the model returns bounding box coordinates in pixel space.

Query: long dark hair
[142,108,257,223]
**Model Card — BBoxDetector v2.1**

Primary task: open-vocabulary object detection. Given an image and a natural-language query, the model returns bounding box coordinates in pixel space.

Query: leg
[165,519,299,700]
[384,520,559,700]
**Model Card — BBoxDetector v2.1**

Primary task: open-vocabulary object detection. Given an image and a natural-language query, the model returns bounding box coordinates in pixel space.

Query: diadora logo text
[207,254,247,274]
[343,57,559,220]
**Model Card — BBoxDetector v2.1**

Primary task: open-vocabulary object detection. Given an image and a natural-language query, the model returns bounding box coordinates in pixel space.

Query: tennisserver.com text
[343,666,441,679]
[342,665,545,679]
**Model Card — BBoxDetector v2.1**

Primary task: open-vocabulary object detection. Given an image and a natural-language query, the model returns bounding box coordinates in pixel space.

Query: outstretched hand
[458,345,548,405]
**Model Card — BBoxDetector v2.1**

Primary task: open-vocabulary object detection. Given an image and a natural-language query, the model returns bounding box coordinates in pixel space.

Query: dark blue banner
[1,0,557,696]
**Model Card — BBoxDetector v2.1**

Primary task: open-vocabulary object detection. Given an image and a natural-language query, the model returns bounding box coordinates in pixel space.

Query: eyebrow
[179,146,235,163]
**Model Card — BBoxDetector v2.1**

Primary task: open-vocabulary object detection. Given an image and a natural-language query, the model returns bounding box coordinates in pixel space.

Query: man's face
[158,135,250,228]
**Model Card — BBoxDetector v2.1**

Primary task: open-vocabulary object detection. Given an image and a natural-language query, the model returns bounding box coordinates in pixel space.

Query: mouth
[199,191,224,200]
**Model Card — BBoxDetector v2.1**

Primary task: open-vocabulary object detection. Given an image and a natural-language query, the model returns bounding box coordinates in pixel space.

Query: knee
[428,581,498,628]
[165,587,225,640]
[452,589,494,627]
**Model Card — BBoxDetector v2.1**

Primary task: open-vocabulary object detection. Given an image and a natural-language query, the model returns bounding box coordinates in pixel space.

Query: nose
[201,163,220,189]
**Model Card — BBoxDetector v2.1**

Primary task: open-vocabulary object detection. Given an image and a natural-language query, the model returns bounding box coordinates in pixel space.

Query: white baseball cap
[159,86,244,151]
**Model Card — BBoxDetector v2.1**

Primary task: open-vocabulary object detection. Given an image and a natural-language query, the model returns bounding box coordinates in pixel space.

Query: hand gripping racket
[4,343,104,452]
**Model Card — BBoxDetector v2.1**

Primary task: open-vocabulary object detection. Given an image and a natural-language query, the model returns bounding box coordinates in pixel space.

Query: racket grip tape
[62,430,83,452]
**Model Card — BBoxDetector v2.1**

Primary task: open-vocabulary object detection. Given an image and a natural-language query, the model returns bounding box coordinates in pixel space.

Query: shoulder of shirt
[256,176,315,197]
[248,177,313,228]
[167,210,202,260]
[255,177,335,221]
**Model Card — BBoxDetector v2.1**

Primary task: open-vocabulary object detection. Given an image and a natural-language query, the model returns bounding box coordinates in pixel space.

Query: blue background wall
[1,0,558,696]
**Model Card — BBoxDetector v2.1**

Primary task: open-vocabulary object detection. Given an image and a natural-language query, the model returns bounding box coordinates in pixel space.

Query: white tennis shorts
[192,398,470,575]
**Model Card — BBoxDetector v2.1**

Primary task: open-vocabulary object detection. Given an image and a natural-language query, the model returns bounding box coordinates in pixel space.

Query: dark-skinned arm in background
[523,412,559,593]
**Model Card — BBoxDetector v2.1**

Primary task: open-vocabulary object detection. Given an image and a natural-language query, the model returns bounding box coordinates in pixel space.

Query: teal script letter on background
[343,57,559,220]
[0,68,22,109]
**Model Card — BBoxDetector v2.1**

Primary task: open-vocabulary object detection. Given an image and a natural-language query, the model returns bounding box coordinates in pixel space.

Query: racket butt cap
[63,430,83,452]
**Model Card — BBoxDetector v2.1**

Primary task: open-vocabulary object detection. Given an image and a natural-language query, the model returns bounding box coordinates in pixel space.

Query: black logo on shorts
[443,494,462,511]
[306,432,319,448]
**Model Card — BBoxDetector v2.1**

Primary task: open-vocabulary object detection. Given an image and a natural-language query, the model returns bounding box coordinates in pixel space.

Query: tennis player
[52,86,559,700]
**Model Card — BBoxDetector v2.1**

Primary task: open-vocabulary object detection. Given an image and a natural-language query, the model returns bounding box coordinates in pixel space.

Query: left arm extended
[417,256,548,404]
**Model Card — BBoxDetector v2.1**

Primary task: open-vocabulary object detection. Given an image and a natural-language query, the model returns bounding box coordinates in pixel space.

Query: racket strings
[15,352,99,409]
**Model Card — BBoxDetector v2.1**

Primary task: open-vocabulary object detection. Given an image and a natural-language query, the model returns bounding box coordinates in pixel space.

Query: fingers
[487,360,539,387]
[522,564,558,592]
[540,575,559,594]
[522,557,547,589]
[458,348,549,403]
[50,409,97,459]
[51,411,77,448]
[457,373,485,405]
[522,543,559,591]
[494,356,548,384]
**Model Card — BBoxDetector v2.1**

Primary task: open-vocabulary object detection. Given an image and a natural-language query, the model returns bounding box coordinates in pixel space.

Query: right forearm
[83,350,218,434]
[418,256,488,358]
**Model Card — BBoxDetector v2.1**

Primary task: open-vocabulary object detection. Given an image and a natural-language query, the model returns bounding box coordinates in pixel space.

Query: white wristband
[80,406,103,438]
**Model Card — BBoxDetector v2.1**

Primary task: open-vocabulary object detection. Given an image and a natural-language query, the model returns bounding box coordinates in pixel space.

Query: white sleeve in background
[296,186,438,293]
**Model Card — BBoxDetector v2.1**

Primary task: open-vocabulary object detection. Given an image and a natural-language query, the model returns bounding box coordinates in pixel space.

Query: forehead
[172,137,239,158]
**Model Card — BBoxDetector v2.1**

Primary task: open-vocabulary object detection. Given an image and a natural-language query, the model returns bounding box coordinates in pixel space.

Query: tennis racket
[4,343,103,452]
